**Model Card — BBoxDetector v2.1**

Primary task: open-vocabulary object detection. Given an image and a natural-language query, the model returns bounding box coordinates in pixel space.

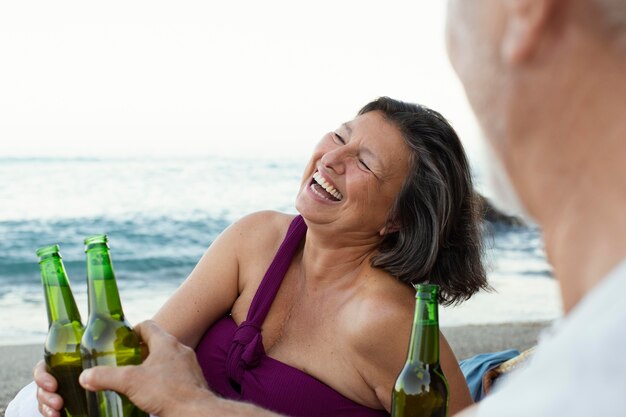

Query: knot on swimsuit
[227,320,265,384]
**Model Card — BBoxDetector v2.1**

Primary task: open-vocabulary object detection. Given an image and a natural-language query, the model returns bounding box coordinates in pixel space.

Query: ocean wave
[0,214,230,287]
[1,214,552,296]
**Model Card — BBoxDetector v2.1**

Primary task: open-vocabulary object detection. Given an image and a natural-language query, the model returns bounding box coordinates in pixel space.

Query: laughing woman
[32,97,488,417]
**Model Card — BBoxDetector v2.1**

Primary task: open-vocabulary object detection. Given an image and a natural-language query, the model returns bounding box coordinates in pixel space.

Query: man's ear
[501,0,558,64]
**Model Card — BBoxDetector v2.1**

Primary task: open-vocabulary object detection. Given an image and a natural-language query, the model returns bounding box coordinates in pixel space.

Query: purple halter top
[195,215,389,417]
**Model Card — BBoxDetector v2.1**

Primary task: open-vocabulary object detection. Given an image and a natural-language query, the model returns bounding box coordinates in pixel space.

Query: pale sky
[0,1,483,162]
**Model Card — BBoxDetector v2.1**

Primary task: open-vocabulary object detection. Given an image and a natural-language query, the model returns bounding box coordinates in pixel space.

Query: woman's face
[295,110,410,236]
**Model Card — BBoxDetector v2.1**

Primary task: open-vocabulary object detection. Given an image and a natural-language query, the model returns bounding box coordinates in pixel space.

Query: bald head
[446,0,626,145]
[446,0,626,223]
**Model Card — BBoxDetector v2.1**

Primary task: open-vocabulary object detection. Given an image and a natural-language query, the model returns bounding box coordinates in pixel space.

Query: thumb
[79,366,134,394]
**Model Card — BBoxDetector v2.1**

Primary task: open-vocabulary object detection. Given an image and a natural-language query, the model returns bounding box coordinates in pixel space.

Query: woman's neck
[299,227,380,289]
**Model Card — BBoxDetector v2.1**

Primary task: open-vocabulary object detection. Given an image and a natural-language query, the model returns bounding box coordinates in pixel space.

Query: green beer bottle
[37,244,89,417]
[391,284,449,417]
[80,235,147,417]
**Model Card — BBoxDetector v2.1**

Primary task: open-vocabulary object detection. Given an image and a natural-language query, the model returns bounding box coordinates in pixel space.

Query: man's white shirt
[477,258,626,417]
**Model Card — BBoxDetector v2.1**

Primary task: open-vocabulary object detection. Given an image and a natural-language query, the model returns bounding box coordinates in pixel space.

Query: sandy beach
[0,321,549,416]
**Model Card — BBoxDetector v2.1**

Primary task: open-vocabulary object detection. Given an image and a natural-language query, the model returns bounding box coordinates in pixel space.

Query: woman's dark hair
[360,97,488,305]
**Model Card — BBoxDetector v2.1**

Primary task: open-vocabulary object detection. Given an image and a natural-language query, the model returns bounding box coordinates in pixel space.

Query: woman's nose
[321,147,347,175]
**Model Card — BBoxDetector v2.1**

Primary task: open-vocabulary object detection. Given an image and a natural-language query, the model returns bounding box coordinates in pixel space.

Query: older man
[445,0,626,415]
[33,1,626,416]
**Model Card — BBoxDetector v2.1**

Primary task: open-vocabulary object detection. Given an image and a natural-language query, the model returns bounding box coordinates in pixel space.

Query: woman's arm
[440,331,474,413]
[151,224,240,348]
[151,219,242,347]
[153,211,283,348]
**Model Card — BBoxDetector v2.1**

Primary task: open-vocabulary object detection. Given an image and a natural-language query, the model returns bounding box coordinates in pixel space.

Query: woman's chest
[233,268,382,408]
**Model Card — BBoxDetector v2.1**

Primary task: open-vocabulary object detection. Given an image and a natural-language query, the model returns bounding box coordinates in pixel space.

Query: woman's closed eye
[333,132,345,144]
[358,159,371,171]
[332,131,373,173]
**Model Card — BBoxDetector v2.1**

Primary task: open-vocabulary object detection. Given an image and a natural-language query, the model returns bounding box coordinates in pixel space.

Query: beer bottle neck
[39,255,82,326]
[407,294,440,365]
[86,245,124,320]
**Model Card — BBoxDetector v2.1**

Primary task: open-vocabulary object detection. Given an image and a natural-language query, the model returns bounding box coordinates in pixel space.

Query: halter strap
[226,215,307,387]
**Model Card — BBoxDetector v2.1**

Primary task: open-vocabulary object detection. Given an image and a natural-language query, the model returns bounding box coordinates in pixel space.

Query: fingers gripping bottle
[38,244,89,417]
[80,235,147,417]
[391,284,449,417]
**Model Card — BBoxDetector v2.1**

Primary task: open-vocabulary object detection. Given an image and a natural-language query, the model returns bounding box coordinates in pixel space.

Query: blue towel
[460,349,520,402]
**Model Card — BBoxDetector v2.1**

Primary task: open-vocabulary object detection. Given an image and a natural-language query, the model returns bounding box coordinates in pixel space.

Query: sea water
[0,156,561,346]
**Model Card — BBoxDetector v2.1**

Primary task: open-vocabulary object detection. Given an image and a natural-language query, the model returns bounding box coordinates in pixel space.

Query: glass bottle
[37,244,88,417]
[391,284,449,417]
[80,235,147,417]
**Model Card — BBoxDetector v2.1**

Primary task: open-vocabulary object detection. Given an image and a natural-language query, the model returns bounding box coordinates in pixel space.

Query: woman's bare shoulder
[228,211,296,250]
[343,270,415,408]
[224,211,299,278]
[349,269,415,355]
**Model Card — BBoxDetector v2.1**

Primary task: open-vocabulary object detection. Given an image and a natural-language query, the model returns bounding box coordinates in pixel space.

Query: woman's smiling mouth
[310,171,343,201]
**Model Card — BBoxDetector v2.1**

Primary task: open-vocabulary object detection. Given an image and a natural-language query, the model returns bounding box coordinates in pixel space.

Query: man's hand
[33,360,63,417]
[79,320,215,417]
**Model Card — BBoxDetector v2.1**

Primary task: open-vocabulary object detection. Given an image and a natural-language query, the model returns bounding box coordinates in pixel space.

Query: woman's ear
[501,0,558,64]
[379,221,400,236]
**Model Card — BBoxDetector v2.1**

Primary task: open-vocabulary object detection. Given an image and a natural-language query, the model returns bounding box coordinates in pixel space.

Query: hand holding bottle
[79,320,214,417]
[33,360,63,417]
[35,321,214,417]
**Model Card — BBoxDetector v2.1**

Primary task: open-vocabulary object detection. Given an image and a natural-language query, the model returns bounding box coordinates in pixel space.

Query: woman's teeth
[312,172,343,201]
